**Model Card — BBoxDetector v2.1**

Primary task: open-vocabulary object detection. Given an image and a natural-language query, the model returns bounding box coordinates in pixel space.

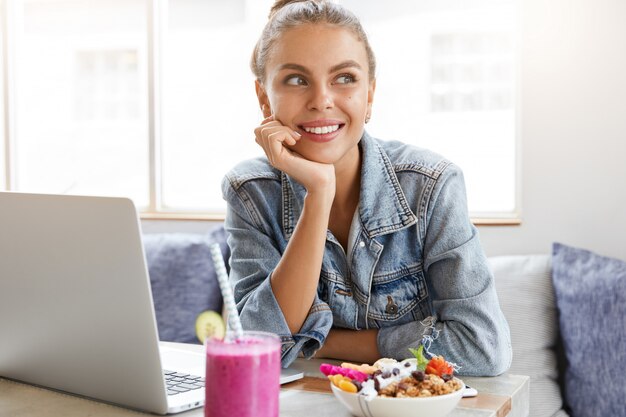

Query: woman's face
[257,23,375,168]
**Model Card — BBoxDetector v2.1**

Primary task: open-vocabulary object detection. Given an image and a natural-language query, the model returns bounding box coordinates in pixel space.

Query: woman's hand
[254,115,335,196]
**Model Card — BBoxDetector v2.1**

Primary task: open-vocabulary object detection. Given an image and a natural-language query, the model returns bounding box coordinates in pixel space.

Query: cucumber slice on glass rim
[195,310,226,343]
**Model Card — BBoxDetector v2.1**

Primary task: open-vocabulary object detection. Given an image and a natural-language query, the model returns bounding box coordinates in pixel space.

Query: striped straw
[209,243,244,341]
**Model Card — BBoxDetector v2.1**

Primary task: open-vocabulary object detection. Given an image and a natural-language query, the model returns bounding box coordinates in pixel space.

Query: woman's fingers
[266,132,286,165]
[253,116,302,170]
[257,115,301,142]
[257,124,298,146]
[254,121,279,138]
[268,130,295,148]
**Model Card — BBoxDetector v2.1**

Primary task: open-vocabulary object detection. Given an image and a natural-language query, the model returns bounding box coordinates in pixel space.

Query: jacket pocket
[367,264,428,323]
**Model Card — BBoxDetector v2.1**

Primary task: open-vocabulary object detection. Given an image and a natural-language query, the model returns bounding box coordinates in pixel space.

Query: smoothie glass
[204,331,281,417]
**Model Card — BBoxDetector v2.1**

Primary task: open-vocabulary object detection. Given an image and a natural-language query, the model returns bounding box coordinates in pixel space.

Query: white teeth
[303,125,340,134]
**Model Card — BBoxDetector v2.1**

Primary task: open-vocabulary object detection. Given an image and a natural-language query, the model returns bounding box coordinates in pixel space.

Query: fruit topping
[425,355,455,377]
[320,363,369,382]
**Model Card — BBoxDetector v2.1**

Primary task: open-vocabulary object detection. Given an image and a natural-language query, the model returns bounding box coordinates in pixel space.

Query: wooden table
[0,343,529,417]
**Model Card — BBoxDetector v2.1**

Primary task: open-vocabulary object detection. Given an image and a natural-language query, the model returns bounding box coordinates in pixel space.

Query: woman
[222,0,511,376]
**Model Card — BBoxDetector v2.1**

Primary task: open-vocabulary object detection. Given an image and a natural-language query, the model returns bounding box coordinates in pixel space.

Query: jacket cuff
[282,302,333,366]
[237,276,333,367]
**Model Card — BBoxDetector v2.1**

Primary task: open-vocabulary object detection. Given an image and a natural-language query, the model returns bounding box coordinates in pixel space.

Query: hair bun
[269,0,323,19]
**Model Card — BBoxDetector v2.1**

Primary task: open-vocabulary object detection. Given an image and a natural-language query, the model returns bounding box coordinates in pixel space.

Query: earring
[365,114,371,124]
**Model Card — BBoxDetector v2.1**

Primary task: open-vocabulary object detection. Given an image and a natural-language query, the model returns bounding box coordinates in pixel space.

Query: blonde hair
[251,0,376,83]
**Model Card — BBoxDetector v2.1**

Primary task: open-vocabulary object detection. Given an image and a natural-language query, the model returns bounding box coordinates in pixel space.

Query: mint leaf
[408,345,429,371]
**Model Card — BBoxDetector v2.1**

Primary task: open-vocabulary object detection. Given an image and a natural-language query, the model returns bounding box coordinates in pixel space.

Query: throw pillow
[143,226,228,344]
[490,255,569,417]
[551,243,626,417]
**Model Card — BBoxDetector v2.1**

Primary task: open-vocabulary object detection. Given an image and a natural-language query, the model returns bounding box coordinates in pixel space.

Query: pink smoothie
[205,332,280,417]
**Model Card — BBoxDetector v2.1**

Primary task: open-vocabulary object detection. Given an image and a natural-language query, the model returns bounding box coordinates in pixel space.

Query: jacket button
[359,241,365,248]
[385,296,398,314]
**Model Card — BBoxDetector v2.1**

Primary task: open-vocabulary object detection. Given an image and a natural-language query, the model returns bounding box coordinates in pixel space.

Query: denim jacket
[222,132,512,376]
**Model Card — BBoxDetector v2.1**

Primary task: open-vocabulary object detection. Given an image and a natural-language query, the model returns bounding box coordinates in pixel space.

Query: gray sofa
[489,255,568,417]
[143,226,228,345]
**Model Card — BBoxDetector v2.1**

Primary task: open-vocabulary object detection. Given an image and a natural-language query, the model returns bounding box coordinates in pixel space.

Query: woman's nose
[307,84,334,111]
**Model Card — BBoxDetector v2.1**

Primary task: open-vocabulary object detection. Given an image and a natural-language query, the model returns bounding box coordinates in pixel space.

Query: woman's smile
[298,119,346,143]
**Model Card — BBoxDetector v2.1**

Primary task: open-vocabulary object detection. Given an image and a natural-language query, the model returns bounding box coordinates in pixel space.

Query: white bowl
[330,378,465,417]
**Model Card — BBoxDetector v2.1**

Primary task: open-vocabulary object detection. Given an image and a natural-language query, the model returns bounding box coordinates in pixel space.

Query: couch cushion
[143,226,227,344]
[489,255,568,417]
[551,243,626,417]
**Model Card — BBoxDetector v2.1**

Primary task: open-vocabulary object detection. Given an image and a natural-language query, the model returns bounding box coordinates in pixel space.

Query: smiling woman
[222,0,512,377]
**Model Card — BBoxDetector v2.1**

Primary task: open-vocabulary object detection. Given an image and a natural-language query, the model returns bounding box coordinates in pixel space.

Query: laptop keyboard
[163,370,205,396]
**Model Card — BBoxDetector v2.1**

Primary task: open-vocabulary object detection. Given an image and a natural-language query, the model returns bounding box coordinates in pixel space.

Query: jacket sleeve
[377,164,512,376]
[222,176,333,367]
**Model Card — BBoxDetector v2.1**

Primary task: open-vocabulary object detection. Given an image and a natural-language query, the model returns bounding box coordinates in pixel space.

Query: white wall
[478,0,626,260]
[143,0,626,261]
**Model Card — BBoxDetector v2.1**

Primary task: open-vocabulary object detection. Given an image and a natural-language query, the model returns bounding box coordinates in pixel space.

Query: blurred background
[1,0,625,258]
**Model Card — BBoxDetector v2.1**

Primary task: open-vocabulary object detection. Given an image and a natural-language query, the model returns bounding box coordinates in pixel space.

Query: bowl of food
[321,347,465,417]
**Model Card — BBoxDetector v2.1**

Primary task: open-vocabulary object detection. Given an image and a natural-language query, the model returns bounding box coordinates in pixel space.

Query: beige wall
[478,0,626,260]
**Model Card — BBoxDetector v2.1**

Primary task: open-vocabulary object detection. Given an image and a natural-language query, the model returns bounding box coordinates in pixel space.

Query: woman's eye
[285,75,307,86]
[335,74,356,84]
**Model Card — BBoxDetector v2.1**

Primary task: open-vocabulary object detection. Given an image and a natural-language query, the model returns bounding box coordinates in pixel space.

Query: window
[0,0,519,220]
[2,0,149,204]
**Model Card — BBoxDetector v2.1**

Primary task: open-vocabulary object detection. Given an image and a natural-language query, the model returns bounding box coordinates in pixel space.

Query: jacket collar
[281,131,417,240]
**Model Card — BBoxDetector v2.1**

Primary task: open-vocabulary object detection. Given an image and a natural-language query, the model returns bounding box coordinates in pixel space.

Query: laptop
[0,192,303,414]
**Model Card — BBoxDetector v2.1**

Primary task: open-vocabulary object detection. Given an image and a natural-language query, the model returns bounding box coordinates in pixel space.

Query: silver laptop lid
[0,192,169,414]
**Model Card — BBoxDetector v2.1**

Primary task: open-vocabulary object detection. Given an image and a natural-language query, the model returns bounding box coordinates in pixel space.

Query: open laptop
[0,192,303,414]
